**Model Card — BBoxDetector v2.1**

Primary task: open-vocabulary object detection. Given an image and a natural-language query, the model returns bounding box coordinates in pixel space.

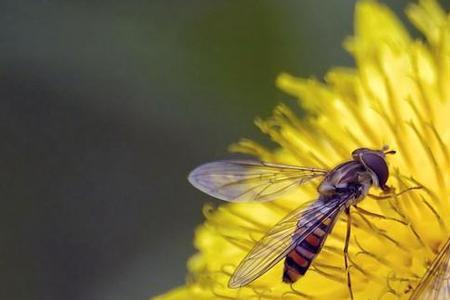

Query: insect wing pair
[188,160,353,288]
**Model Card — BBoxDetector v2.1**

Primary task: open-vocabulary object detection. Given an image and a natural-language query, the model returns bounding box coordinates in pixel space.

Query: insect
[188,146,417,299]
[409,237,450,299]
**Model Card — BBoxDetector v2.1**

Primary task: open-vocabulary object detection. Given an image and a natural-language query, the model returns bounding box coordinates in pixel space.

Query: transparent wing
[188,160,328,202]
[228,193,354,288]
[411,237,450,300]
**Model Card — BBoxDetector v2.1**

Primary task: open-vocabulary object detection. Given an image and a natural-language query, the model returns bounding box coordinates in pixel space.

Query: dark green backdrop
[0,1,435,299]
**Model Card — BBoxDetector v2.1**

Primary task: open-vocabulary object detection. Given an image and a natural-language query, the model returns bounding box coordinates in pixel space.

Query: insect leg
[353,205,407,225]
[368,186,422,200]
[344,207,354,300]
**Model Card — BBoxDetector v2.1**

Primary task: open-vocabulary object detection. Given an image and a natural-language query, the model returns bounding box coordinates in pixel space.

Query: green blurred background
[0,1,440,299]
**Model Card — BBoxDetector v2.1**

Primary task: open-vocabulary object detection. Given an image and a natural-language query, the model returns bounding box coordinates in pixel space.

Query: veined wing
[188,160,328,202]
[228,193,354,288]
[410,237,450,300]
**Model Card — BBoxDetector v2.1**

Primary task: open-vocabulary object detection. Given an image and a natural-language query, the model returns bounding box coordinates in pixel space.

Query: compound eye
[361,152,389,187]
[352,147,369,160]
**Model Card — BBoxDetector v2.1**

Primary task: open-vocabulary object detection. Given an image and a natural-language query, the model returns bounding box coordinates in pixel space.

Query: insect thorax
[317,160,372,205]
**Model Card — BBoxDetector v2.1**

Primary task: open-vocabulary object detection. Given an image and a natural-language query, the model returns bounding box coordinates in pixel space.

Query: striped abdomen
[282,214,336,283]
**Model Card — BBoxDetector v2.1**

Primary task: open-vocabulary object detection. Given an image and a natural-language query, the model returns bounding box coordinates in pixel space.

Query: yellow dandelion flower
[155,0,450,299]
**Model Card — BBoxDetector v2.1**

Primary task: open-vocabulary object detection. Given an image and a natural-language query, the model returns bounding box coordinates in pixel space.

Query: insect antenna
[384,150,396,155]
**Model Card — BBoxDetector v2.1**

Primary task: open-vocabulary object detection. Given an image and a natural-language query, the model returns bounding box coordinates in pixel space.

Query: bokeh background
[1,1,442,299]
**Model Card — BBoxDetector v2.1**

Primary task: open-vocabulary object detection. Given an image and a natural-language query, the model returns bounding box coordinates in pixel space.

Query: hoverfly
[189,146,416,299]
[410,237,450,299]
